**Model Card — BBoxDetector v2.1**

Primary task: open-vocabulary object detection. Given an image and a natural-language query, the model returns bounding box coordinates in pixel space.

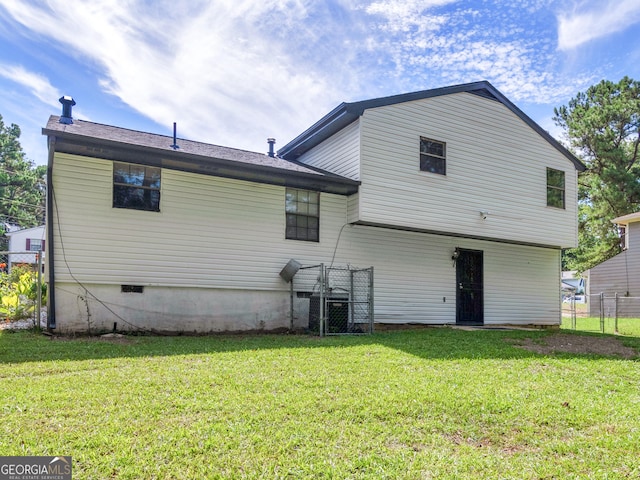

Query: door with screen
[456,249,484,325]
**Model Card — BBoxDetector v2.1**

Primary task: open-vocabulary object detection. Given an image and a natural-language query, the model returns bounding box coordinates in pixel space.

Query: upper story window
[420,137,446,175]
[546,168,565,209]
[285,188,319,242]
[619,225,628,250]
[113,162,161,212]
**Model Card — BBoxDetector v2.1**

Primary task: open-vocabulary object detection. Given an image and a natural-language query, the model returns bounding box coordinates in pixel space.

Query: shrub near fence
[0,251,46,328]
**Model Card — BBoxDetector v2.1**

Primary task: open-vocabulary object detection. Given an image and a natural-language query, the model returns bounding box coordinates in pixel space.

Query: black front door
[456,249,484,325]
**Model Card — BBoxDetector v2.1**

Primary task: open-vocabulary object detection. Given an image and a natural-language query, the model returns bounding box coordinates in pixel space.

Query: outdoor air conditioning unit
[308,295,349,334]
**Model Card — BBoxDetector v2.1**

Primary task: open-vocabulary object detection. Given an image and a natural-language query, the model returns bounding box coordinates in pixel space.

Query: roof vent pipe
[59,96,76,124]
[170,122,179,150]
[267,138,276,157]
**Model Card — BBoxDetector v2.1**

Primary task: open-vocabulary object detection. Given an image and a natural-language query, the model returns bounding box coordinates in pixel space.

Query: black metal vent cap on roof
[267,138,276,157]
[59,96,76,124]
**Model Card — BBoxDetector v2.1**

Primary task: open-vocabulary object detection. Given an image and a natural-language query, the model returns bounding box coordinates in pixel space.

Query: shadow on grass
[1,326,639,365]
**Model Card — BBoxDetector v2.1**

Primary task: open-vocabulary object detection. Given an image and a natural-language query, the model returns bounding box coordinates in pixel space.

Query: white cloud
[0,88,50,164]
[360,0,599,104]
[0,64,65,164]
[557,0,640,50]
[0,64,59,107]
[0,0,625,160]
[365,0,457,32]
[0,0,353,152]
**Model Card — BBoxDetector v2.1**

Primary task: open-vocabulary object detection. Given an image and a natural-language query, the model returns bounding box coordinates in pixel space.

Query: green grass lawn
[1,328,639,479]
[562,315,640,336]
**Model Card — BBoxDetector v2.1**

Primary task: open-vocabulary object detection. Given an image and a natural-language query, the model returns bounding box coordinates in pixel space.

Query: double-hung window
[420,137,446,175]
[285,188,319,242]
[546,168,565,209]
[113,162,161,211]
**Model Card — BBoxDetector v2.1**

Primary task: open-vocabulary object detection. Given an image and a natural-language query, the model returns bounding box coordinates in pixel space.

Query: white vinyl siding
[328,225,561,325]
[347,193,359,224]
[297,119,360,180]
[357,92,578,248]
[588,221,640,300]
[52,152,562,327]
[629,221,640,252]
[50,153,348,290]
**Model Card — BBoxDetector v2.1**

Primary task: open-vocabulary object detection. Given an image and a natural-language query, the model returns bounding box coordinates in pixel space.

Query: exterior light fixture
[451,247,460,267]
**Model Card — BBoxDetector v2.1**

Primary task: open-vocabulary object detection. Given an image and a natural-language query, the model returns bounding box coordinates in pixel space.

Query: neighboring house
[5,225,46,270]
[561,271,585,303]
[42,81,584,333]
[0,223,18,251]
[587,212,640,316]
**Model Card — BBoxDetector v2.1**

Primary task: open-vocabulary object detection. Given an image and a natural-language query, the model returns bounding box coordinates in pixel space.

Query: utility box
[279,259,301,283]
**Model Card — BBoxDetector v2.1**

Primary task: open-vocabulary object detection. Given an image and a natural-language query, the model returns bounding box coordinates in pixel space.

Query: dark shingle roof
[45,117,322,174]
[43,116,360,195]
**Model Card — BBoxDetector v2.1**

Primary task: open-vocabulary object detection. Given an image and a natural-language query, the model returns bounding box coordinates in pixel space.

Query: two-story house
[43,81,584,333]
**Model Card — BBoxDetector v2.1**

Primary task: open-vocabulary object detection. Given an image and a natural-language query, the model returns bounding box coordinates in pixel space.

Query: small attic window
[420,138,446,175]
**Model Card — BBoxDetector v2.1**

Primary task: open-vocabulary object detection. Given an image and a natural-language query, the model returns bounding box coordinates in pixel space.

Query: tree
[0,115,46,235]
[554,77,640,273]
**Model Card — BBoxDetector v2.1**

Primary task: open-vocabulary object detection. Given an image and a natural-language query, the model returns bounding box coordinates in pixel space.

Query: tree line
[0,78,638,271]
[0,115,46,248]
[554,77,640,273]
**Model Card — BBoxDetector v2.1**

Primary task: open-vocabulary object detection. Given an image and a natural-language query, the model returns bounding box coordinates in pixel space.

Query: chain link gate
[289,263,374,336]
[0,250,45,330]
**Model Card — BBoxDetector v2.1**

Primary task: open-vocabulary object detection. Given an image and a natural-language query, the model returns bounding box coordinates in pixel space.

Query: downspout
[46,136,56,331]
[557,249,562,328]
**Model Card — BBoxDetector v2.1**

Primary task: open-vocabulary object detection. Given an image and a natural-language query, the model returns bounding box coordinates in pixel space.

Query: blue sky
[1,0,639,166]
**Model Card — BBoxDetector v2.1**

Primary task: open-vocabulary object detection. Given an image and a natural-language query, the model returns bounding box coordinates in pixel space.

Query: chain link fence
[0,250,45,330]
[564,291,640,334]
[289,263,374,336]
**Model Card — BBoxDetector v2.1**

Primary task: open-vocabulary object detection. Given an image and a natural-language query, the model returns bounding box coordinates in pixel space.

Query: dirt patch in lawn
[507,333,638,359]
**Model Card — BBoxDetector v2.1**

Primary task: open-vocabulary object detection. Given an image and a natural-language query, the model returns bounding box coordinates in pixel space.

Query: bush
[0,266,46,323]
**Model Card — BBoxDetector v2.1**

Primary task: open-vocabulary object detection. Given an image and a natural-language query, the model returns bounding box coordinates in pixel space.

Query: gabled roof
[612,212,640,225]
[43,117,360,195]
[278,80,586,172]
[5,225,45,236]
